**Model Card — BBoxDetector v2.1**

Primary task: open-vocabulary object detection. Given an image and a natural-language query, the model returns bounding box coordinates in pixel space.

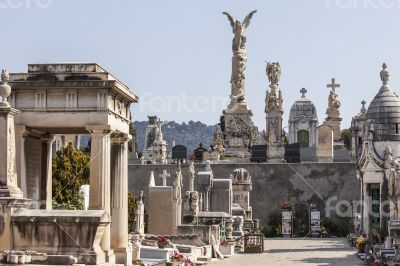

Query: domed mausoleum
[288,88,319,148]
[356,63,400,233]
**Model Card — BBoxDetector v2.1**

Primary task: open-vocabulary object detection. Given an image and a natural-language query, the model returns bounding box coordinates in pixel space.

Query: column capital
[86,125,113,135]
[111,133,131,144]
[15,125,29,138]
[41,134,56,144]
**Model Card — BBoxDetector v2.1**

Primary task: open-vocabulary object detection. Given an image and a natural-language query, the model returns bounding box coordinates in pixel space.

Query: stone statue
[214,125,223,141]
[380,63,390,85]
[188,161,195,191]
[266,62,281,86]
[328,91,341,111]
[223,10,257,106]
[189,191,199,216]
[173,163,183,200]
[223,10,257,53]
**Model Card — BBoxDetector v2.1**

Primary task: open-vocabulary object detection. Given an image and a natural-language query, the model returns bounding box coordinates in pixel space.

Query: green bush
[263,212,282,237]
[321,215,353,237]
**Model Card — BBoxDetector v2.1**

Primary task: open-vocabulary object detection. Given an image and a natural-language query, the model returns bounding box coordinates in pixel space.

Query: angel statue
[223,10,257,53]
[266,62,281,86]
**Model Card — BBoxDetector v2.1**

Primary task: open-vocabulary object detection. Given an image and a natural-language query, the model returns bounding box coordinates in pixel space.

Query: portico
[8,63,138,265]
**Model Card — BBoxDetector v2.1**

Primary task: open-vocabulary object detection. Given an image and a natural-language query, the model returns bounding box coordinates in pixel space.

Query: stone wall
[128,162,359,227]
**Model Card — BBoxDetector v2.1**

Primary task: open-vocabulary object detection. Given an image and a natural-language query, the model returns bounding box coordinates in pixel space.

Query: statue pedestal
[0,106,23,198]
[222,104,256,159]
[324,115,342,141]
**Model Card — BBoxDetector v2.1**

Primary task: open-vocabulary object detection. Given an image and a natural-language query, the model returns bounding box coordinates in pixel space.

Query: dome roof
[289,88,318,122]
[366,63,400,141]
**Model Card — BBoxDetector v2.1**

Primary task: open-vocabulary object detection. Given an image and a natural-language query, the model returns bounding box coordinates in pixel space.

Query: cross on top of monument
[300,88,307,98]
[361,100,366,108]
[327,78,340,92]
[159,170,170,187]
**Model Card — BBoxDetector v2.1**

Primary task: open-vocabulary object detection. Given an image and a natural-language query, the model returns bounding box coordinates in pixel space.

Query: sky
[2,0,400,130]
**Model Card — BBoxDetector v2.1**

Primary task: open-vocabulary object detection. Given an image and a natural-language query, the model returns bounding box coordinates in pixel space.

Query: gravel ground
[210,238,364,266]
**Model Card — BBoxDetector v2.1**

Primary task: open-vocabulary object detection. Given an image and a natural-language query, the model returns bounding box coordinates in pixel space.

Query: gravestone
[210,179,232,215]
[284,143,300,163]
[148,169,182,235]
[172,145,187,162]
[300,147,317,162]
[250,145,267,163]
[317,124,334,162]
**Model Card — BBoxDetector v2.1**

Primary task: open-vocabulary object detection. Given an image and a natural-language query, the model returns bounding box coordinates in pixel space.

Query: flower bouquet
[356,235,366,253]
[157,236,170,249]
[168,251,185,265]
[281,202,292,210]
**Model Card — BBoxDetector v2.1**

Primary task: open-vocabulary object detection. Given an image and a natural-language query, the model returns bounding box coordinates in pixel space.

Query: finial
[0,69,11,105]
[149,171,155,187]
[1,69,9,82]
[300,88,307,98]
[380,63,390,85]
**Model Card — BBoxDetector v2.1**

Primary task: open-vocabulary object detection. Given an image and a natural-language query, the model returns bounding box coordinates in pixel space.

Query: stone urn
[0,80,11,104]
[0,69,11,104]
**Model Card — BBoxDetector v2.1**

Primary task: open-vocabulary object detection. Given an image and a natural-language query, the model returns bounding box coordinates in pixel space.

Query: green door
[297,130,309,148]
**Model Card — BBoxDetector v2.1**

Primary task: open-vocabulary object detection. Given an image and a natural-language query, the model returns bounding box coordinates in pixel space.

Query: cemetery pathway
[211,238,363,266]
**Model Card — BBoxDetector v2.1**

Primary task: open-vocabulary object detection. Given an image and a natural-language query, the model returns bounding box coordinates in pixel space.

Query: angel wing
[223,11,235,30]
[242,10,257,29]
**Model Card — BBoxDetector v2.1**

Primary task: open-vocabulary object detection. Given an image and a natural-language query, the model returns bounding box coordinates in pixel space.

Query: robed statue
[266,62,281,86]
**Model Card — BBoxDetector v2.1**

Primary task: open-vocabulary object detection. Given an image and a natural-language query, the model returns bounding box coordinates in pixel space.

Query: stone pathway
[210,238,363,266]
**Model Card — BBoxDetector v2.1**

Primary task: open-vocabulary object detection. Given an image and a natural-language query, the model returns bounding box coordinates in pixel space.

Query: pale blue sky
[2,0,400,129]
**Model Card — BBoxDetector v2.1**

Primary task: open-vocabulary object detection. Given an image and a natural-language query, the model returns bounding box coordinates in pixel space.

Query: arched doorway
[297,130,309,148]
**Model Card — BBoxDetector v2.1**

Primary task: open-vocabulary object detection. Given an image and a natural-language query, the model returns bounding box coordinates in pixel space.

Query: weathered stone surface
[129,162,359,226]
[11,209,110,265]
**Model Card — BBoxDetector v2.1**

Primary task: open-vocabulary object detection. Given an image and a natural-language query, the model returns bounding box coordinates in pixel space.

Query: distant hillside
[133,120,217,155]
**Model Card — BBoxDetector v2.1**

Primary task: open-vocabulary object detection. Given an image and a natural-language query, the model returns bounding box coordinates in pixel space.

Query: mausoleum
[288,88,318,148]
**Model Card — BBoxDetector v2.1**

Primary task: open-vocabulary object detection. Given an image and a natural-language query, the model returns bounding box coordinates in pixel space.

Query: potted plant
[157,236,170,249]
[167,251,185,266]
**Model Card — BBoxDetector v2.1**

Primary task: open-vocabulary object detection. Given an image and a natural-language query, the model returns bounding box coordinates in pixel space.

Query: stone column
[14,125,27,197]
[110,135,130,265]
[42,136,55,210]
[88,126,112,254]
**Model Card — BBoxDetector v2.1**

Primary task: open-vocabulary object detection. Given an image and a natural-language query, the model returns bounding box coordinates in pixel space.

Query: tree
[341,129,351,150]
[52,142,90,210]
[128,192,136,232]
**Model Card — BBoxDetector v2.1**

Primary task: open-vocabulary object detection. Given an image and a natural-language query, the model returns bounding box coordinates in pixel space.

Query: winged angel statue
[223,10,257,52]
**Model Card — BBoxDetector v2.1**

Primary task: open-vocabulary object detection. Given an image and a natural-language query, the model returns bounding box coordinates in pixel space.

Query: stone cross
[159,170,170,187]
[300,88,307,98]
[361,100,366,109]
[327,78,340,93]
